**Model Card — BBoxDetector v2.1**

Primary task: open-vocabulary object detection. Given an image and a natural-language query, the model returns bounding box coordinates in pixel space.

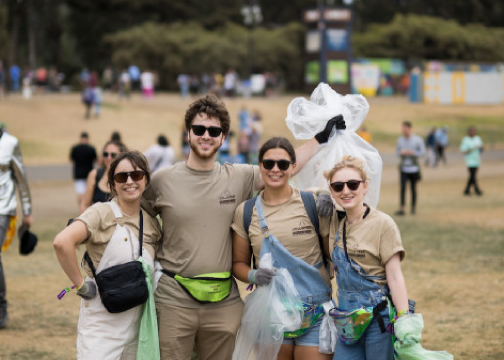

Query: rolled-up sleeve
[11,143,32,216]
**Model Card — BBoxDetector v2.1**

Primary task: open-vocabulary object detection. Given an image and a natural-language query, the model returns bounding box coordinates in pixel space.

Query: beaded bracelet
[397,310,410,318]
[57,285,76,300]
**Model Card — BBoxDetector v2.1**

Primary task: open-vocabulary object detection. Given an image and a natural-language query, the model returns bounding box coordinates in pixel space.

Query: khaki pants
[157,301,244,360]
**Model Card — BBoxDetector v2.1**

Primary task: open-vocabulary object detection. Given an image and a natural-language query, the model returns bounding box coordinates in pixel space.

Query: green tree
[353,14,504,63]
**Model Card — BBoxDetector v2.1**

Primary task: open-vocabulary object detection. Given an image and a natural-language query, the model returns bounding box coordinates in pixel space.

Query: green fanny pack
[162,269,231,304]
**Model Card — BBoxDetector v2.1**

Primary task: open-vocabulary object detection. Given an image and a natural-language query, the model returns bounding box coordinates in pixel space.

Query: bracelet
[57,285,76,300]
[397,310,410,318]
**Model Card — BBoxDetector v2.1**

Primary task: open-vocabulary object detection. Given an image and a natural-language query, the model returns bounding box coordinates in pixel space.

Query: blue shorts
[282,315,323,347]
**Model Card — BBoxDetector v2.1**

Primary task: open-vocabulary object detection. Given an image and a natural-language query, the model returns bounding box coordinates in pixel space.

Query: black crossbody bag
[84,210,149,313]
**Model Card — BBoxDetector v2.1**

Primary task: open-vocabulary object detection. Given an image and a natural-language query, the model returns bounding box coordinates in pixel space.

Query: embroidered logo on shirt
[219,189,236,205]
[292,221,313,236]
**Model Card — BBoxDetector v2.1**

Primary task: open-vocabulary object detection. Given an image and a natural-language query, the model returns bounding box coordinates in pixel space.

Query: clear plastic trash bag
[393,314,454,360]
[232,253,304,360]
[285,83,382,208]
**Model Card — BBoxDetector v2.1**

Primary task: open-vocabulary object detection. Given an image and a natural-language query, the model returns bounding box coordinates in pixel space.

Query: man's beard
[189,139,221,160]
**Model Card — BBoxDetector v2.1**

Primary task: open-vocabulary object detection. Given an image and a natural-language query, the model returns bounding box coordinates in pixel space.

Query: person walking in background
[424,127,436,167]
[357,126,372,144]
[177,73,190,99]
[81,85,94,119]
[395,121,425,215]
[54,151,161,359]
[70,132,97,206]
[80,140,127,214]
[140,69,155,99]
[460,126,484,196]
[0,128,33,328]
[144,135,175,172]
[248,110,263,165]
[93,87,103,118]
[118,70,131,101]
[0,62,5,99]
[434,126,448,167]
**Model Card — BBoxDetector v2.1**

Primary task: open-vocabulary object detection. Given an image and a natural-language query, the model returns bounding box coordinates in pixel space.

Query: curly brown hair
[184,95,230,136]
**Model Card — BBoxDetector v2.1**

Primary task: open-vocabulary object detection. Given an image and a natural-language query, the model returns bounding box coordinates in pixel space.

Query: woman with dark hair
[232,137,333,360]
[54,150,162,360]
[80,140,127,214]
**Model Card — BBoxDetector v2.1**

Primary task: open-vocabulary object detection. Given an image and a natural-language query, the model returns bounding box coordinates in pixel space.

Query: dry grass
[0,93,503,359]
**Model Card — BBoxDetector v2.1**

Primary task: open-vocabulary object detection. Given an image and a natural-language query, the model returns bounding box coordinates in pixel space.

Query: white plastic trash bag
[318,301,338,354]
[232,253,303,360]
[286,83,383,208]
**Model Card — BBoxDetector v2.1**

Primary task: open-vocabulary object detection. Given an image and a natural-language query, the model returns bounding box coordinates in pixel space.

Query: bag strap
[84,207,144,276]
[243,196,258,269]
[300,191,327,267]
[342,206,370,265]
[243,191,327,268]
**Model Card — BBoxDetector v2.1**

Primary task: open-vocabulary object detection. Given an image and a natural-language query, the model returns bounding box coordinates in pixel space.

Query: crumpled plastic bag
[137,257,160,360]
[393,314,454,360]
[286,83,382,208]
[232,253,304,360]
[318,301,338,354]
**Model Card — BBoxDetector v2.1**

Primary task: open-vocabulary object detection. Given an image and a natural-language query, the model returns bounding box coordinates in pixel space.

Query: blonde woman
[323,155,410,360]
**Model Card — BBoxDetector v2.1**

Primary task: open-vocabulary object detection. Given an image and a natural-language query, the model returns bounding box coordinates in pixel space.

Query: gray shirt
[396,134,426,173]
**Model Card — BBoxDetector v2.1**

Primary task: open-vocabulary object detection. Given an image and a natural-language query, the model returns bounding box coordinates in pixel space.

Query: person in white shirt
[144,135,175,172]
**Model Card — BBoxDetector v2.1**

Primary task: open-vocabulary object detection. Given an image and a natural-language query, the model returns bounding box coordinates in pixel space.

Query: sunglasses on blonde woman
[330,180,363,192]
[113,170,145,183]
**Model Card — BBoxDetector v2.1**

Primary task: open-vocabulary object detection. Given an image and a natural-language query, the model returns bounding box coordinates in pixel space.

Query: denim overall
[331,220,393,360]
[254,196,332,339]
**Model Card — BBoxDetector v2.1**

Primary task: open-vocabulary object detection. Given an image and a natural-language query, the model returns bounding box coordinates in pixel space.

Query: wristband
[397,310,409,318]
[247,269,257,285]
[75,280,85,291]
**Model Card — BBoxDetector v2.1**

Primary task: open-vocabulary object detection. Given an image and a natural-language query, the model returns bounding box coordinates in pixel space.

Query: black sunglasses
[191,125,223,137]
[113,170,145,183]
[262,159,292,171]
[103,152,118,159]
[330,180,363,192]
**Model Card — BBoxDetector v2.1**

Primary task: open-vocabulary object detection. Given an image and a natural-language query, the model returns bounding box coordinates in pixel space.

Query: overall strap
[254,195,269,235]
[242,196,257,236]
[243,196,258,269]
[107,201,143,257]
[83,206,144,274]
[342,206,385,282]
[300,191,327,266]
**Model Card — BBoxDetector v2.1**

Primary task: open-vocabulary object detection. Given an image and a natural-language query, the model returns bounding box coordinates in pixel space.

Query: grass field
[0,93,503,359]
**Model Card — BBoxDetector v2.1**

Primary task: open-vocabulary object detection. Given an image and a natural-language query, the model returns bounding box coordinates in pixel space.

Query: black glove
[77,280,97,300]
[316,189,334,217]
[314,115,346,144]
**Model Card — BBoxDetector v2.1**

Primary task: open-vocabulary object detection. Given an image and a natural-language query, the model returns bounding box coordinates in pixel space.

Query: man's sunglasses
[103,152,118,159]
[262,159,292,171]
[113,170,145,183]
[330,180,363,192]
[191,125,223,137]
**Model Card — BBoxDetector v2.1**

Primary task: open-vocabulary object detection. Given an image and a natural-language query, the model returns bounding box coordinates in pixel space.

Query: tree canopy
[1,0,503,90]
